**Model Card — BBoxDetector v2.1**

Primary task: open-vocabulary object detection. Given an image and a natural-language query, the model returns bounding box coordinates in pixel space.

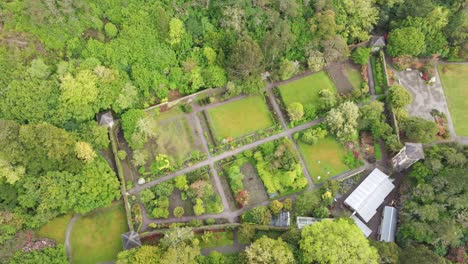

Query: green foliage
[371,241,400,264]
[269,200,284,215]
[245,236,294,264]
[300,219,379,263]
[287,102,304,122]
[8,245,67,264]
[401,117,438,143]
[121,109,147,148]
[351,47,371,65]
[193,198,205,216]
[117,150,127,161]
[174,175,189,191]
[226,165,244,193]
[387,85,412,110]
[399,245,446,264]
[173,207,184,218]
[325,101,360,143]
[242,206,272,225]
[312,206,330,218]
[104,23,118,38]
[300,127,328,145]
[150,154,171,175]
[278,59,296,81]
[387,27,426,57]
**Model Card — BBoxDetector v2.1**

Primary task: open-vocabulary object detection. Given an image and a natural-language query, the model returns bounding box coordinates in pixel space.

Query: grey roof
[405,143,425,160]
[271,211,290,227]
[352,215,372,238]
[344,168,395,222]
[380,206,397,242]
[121,231,141,250]
[370,36,386,47]
[97,111,114,127]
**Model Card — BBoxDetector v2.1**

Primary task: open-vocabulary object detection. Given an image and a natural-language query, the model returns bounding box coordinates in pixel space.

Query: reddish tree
[235,190,249,207]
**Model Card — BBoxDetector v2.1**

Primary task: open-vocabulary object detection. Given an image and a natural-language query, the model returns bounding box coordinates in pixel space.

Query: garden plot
[297,136,360,184]
[277,72,337,106]
[438,64,468,136]
[221,157,269,209]
[344,64,364,90]
[139,167,224,219]
[205,96,274,141]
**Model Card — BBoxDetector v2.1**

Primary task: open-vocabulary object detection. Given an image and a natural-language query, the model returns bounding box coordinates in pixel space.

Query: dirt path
[65,214,79,262]
[367,60,376,95]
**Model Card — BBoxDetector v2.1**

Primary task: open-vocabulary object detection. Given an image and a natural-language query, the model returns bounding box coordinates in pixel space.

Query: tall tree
[245,236,295,264]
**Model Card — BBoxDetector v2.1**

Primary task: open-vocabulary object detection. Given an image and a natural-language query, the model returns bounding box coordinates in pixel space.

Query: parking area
[392,67,456,138]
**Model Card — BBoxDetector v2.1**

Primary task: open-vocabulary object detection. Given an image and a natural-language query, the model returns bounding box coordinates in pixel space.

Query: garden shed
[97,111,114,128]
[344,168,395,222]
[271,211,290,227]
[391,142,424,172]
[121,231,141,250]
[379,206,397,242]
[369,36,386,52]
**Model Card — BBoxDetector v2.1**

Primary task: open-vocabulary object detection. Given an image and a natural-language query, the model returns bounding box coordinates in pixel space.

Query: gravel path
[65,214,79,262]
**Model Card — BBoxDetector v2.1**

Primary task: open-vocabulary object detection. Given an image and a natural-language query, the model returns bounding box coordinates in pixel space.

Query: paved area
[392,66,457,139]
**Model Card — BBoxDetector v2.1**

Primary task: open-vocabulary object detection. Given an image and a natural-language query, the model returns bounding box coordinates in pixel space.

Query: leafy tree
[278,59,296,81]
[310,10,340,41]
[371,241,400,264]
[318,89,337,111]
[242,206,272,225]
[74,141,96,163]
[300,219,379,263]
[168,18,186,46]
[228,37,264,79]
[121,109,147,148]
[269,200,284,215]
[0,159,25,185]
[174,175,189,191]
[399,245,446,264]
[387,27,426,57]
[104,22,118,38]
[325,101,360,142]
[351,47,371,65]
[312,206,329,218]
[287,102,304,122]
[173,207,184,218]
[193,198,205,216]
[300,127,328,145]
[333,0,378,43]
[387,85,412,109]
[307,50,325,72]
[245,236,294,264]
[401,117,438,143]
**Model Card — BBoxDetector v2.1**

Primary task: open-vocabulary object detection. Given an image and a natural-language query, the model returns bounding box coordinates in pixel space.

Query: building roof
[296,217,332,229]
[121,231,141,250]
[405,142,425,160]
[370,36,386,47]
[380,206,398,242]
[344,168,395,222]
[271,211,290,227]
[351,215,372,238]
[97,111,114,127]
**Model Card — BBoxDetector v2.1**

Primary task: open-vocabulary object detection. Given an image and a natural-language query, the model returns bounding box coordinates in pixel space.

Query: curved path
[65,214,80,262]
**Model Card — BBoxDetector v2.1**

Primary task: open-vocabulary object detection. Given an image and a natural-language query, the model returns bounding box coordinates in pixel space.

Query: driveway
[392,67,456,138]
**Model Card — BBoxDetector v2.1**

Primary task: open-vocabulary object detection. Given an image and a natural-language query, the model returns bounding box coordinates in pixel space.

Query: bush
[351,47,371,65]
[295,190,321,216]
[104,22,118,38]
[117,150,127,160]
[205,218,216,225]
[269,200,284,215]
[238,225,256,243]
[193,198,205,216]
[287,102,304,122]
[283,198,293,211]
[180,103,192,113]
[313,206,330,218]
[242,206,272,225]
[235,190,249,207]
[189,219,203,227]
[173,207,184,218]
[300,127,327,145]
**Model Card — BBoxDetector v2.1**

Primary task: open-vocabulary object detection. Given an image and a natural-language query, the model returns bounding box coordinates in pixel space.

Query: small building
[380,206,397,242]
[296,217,332,229]
[351,215,372,238]
[121,231,141,250]
[391,143,424,172]
[344,168,395,222]
[97,111,114,128]
[369,36,386,52]
[271,211,290,227]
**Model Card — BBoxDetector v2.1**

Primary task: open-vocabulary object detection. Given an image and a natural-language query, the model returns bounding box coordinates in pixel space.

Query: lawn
[438,64,468,136]
[278,72,336,106]
[206,96,274,139]
[36,214,72,244]
[298,137,350,184]
[70,203,128,264]
[345,65,363,90]
[143,107,203,164]
[196,230,234,248]
[374,143,382,161]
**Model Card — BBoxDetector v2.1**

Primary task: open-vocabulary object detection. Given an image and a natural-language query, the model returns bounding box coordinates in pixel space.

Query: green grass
[297,137,350,184]
[196,230,234,248]
[345,65,363,90]
[374,143,382,161]
[278,72,336,106]
[70,203,128,264]
[438,64,468,136]
[36,214,72,244]
[206,96,274,139]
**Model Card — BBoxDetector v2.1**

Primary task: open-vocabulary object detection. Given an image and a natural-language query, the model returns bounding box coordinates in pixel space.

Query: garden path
[64,214,79,262]
[367,60,376,95]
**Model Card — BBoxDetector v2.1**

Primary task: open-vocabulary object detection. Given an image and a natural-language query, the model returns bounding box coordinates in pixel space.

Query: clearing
[70,203,128,264]
[297,137,350,184]
[278,72,337,106]
[345,64,363,90]
[437,64,468,136]
[36,214,72,244]
[206,96,274,140]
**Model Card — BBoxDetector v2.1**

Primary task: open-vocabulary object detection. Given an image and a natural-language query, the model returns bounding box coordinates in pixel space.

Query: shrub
[140,189,155,205]
[313,206,330,218]
[150,154,171,175]
[205,218,216,225]
[295,190,321,216]
[117,150,127,160]
[283,198,293,211]
[351,47,371,65]
[242,206,272,225]
[189,219,203,227]
[269,200,284,215]
[174,175,189,191]
[300,127,327,145]
[173,207,184,218]
[238,225,256,243]
[227,165,244,192]
[104,22,118,38]
[235,190,249,207]
[193,198,205,216]
[287,102,304,122]
[180,103,192,113]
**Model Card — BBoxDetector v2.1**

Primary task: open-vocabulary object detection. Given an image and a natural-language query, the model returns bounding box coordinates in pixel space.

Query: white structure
[380,206,398,242]
[97,111,114,128]
[351,215,372,238]
[369,36,386,52]
[296,217,332,229]
[392,143,424,172]
[344,168,395,222]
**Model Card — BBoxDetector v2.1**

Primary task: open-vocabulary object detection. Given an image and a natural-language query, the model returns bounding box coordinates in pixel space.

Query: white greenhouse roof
[296,217,332,229]
[344,168,395,222]
[380,206,398,242]
[351,215,372,238]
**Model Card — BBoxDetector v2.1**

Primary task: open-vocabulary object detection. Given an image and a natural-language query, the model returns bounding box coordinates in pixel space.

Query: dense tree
[401,117,438,143]
[299,219,379,263]
[387,27,426,57]
[399,245,446,264]
[351,47,372,65]
[227,37,263,80]
[325,101,360,142]
[245,236,294,264]
[371,241,400,264]
[387,85,412,109]
[8,245,67,264]
[287,102,304,122]
[333,0,378,43]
